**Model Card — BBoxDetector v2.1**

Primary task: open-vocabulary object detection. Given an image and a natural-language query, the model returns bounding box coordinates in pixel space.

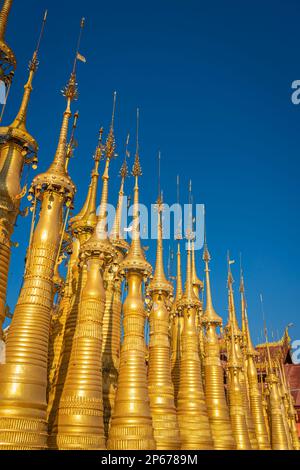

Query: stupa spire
[149,153,172,293]
[94,91,117,242]
[70,128,102,235]
[9,10,47,136]
[120,108,151,273]
[0,19,85,449]
[201,228,235,449]
[110,133,129,243]
[47,19,85,176]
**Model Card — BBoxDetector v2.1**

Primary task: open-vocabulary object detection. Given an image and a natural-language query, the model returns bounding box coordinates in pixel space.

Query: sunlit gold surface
[0,8,299,452]
[107,147,155,450]
[0,0,16,86]
[239,274,271,450]
[0,71,76,447]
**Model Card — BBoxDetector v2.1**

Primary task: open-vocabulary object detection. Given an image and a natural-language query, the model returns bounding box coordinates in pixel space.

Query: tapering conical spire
[147,152,180,449]
[110,133,129,249]
[239,272,271,449]
[0,0,16,85]
[70,128,102,234]
[180,239,200,307]
[226,253,242,335]
[201,232,235,450]
[0,20,85,450]
[0,10,47,150]
[176,234,213,449]
[149,159,173,294]
[0,11,47,339]
[120,108,151,274]
[226,254,258,450]
[202,240,222,324]
[264,325,290,449]
[45,19,84,178]
[174,242,183,303]
[90,92,117,247]
[0,0,13,42]
[191,240,203,294]
[239,268,256,355]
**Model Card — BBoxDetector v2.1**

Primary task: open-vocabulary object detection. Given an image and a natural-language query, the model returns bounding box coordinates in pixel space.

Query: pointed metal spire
[110,133,130,250]
[121,108,151,275]
[0,0,16,83]
[149,152,172,294]
[202,231,222,325]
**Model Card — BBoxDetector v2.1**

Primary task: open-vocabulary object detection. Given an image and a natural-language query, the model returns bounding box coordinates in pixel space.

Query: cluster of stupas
[0,1,299,450]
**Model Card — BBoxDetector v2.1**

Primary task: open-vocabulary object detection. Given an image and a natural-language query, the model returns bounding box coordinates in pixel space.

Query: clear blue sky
[3,0,300,347]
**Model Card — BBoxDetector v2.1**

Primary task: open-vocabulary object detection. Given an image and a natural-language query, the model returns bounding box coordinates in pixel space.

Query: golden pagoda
[47,130,102,435]
[227,323,252,450]
[107,110,156,450]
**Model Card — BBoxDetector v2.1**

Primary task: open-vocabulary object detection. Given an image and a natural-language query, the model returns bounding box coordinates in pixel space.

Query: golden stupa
[0,0,298,451]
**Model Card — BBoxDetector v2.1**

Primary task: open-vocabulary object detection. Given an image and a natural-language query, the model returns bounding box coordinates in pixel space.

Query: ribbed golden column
[225,262,258,449]
[176,241,213,450]
[239,274,270,450]
[0,71,77,449]
[147,201,180,450]
[202,243,235,450]
[0,0,16,87]
[102,157,129,438]
[171,242,183,406]
[265,371,289,449]
[47,238,80,407]
[51,254,107,450]
[227,328,251,450]
[107,139,156,450]
[0,44,40,338]
[47,135,102,434]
